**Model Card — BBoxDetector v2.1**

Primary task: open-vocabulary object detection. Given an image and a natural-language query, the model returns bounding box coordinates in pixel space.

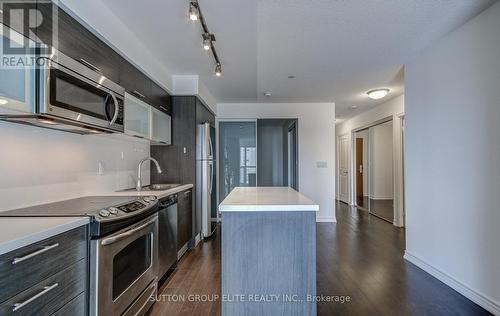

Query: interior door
[338,135,349,203]
[356,138,364,199]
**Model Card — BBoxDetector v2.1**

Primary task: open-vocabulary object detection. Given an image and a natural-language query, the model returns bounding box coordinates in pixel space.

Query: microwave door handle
[109,92,119,126]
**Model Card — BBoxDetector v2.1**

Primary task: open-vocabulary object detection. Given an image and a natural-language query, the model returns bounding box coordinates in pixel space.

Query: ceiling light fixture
[215,63,222,77]
[351,105,358,109]
[367,88,389,100]
[264,92,272,97]
[188,0,223,77]
[0,98,8,105]
[188,2,199,21]
[202,33,214,51]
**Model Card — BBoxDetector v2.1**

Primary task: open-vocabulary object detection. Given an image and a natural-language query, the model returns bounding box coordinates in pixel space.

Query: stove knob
[99,209,110,217]
[108,207,119,215]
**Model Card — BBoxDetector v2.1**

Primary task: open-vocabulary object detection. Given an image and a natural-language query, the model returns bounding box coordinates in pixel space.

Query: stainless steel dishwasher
[157,194,178,280]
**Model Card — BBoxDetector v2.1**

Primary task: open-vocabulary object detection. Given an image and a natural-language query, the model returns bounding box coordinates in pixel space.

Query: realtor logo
[1,0,55,56]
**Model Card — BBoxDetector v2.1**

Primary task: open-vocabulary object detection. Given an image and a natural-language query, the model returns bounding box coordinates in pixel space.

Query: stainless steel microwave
[0,45,125,134]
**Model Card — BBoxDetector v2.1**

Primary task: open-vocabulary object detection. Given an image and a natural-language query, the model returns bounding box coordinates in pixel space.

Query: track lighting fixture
[215,63,222,77]
[189,2,199,21]
[202,33,214,51]
[188,1,223,77]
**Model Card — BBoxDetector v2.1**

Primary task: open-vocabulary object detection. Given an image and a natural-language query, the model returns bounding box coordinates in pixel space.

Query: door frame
[287,121,299,190]
[336,133,350,203]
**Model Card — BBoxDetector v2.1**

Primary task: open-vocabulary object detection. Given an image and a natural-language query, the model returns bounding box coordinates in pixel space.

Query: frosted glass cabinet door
[0,27,36,114]
[124,93,151,138]
[151,107,172,145]
[218,121,257,202]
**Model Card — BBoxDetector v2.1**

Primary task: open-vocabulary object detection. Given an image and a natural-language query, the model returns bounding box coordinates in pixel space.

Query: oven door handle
[101,216,156,246]
[108,92,119,126]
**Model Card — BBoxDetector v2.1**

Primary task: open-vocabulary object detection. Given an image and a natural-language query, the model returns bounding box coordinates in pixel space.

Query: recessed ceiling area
[101,0,495,119]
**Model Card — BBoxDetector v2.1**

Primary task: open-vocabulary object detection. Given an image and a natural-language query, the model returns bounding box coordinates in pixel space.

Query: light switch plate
[316,161,328,168]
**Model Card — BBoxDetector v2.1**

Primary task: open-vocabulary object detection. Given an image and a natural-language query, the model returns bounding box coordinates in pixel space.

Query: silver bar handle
[101,216,157,246]
[133,90,146,99]
[109,92,119,126]
[12,283,59,312]
[79,58,101,73]
[159,106,168,112]
[12,243,59,265]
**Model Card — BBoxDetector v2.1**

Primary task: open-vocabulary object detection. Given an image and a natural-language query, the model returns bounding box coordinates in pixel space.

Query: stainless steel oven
[90,214,159,316]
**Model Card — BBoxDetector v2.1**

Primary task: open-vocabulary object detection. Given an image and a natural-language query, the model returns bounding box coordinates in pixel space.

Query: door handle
[359,165,363,174]
[101,216,156,245]
[108,93,119,126]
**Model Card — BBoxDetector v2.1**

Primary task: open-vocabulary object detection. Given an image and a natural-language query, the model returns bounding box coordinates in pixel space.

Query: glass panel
[219,121,256,201]
[124,95,151,138]
[112,234,151,299]
[151,108,171,143]
[0,28,35,113]
[368,121,394,222]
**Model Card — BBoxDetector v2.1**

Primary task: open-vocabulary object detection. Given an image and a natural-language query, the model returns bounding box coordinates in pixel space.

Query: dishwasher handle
[159,195,177,208]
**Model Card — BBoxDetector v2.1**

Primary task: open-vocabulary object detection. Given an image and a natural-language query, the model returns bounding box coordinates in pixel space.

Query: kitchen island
[219,187,319,316]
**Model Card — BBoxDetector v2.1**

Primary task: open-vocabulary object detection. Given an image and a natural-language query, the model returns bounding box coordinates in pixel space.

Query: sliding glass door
[218,121,257,202]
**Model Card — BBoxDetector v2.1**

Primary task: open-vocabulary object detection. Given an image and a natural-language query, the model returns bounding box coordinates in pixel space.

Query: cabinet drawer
[0,259,86,316]
[52,292,86,316]
[0,226,87,303]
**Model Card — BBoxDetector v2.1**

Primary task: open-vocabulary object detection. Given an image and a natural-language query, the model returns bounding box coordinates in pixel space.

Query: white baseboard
[194,233,201,246]
[404,251,500,315]
[316,217,336,223]
[370,195,393,200]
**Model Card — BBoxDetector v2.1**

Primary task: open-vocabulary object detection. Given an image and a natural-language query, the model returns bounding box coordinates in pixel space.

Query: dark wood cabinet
[36,3,121,83]
[118,57,151,101]
[177,189,193,250]
[150,82,172,115]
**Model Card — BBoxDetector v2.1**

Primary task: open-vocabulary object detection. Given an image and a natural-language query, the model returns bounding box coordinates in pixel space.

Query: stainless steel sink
[118,184,182,192]
[145,184,182,191]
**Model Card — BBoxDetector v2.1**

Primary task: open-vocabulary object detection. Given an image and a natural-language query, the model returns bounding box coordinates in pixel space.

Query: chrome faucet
[136,157,163,191]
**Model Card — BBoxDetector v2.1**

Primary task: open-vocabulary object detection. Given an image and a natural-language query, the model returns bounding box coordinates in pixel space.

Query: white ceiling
[102,0,495,119]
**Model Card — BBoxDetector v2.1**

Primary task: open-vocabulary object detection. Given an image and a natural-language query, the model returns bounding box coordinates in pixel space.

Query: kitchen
[0,1,321,315]
[1,0,497,315]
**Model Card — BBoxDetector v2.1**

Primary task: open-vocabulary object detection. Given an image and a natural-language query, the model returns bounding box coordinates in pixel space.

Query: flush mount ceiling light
[264,92,272,97]
[0,98,8,105]
[188,1,223,77]
[367,88,390,100]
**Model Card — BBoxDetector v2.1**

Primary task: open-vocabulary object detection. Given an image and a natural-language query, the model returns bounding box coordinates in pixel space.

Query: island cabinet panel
[221,211,317,316]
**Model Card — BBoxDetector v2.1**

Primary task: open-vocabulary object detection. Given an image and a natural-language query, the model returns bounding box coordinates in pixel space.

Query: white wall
[370,121,393,199]
[404,2,500,313]
[217,103,336,222]
[0,122,151,211]
[335,95,404,225]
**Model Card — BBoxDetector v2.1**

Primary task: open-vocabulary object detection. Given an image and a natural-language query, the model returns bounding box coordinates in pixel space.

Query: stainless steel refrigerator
[196,123,217,239]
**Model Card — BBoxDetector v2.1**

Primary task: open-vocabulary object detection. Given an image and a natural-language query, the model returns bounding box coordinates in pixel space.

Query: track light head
[202,33,213,51]
[189,2,199,21]
[215,63,222,77]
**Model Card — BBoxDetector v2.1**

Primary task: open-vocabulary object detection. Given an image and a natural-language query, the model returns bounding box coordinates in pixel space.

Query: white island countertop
[219,187,319,212]
[0,217,89,255]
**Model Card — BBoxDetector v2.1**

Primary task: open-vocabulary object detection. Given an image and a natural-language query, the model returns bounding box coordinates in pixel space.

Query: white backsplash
[0,122,152,211]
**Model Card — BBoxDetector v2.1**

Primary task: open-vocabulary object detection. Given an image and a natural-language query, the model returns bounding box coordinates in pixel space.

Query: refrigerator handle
[208,131,213,160]
[209,161,214,194]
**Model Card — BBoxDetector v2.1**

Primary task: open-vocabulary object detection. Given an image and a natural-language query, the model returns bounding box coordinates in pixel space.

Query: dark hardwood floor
[356,196,394,222]
[149,202,490,316]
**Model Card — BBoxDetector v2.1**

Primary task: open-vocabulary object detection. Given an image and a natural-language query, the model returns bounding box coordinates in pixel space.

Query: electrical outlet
[98,161,105,175]
[316,161,328,168]
[183,147,187,154]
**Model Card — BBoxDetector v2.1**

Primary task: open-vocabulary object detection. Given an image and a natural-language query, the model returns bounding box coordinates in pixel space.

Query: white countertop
[0,217,89,255]
[106,183,193,199]
[219,187,319,212]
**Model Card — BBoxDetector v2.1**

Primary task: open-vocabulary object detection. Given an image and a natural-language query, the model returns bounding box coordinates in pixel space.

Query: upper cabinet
[119,58,152,102]
[150,82,172,115]
[36,3,121,83]
[151,107,172,145]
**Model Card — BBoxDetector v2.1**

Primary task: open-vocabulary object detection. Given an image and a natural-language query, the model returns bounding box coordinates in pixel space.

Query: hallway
[150,202,489,315]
